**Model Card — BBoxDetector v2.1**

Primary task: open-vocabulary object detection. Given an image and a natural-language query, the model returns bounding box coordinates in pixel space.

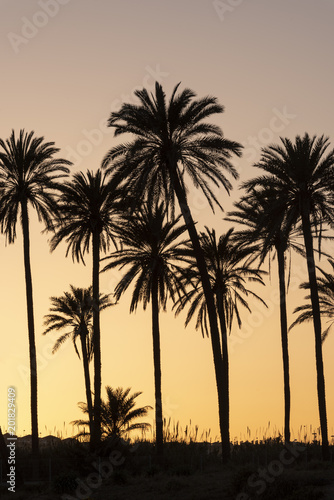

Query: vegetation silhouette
[2,89,334,479]
[102,81,242,462]
[226,188,304,444]
[243,133,334,460]
[174,227,266,457]
[101,202,188,457]
[71,386,152,441]
[290,258,334,342]
[49,169,119,449]
[0,129,70,457]
[43,285,114,439]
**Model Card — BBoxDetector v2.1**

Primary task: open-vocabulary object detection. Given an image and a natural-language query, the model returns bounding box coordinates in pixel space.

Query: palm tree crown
[0,129,70,241]
[102,81,242,211]
[226,188,305,266]
[102,202,189,311]
[243,134,334,231]
[43,285,113,360]
[290,259,334,342]
[72,386,152,440]
[175,227,266,340]
[50,169,118,262]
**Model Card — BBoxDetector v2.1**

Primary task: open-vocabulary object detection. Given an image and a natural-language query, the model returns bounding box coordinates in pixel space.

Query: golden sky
[1,0,334,443]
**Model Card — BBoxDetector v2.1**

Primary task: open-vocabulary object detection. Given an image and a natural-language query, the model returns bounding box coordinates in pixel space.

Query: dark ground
[1,439,334,499]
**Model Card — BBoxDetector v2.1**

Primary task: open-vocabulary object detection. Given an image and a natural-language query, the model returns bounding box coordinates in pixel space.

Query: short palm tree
[101,202,188,457]
[174,227,266,461]
[243,134,334,460]
[49,169,119,447]
[102,82,242,457]
[0,129,70,456]
[290,259,334,342]
[72,386,152,440]
[43,285,114,436]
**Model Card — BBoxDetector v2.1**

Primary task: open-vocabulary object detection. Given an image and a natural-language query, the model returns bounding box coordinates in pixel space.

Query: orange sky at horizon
[1,0,334,444]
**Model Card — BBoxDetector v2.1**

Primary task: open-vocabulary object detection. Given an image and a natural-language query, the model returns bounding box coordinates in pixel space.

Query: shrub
[52,472,78,494]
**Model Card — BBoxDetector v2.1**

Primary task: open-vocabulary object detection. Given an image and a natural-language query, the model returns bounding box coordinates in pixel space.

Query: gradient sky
[1,0,334,443]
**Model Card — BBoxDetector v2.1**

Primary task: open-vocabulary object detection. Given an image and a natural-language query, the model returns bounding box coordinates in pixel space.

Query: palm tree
[72,386,152,441]
[290,259,334,342]
[174,227,266,460]
[49,169,118,448]
[102,82,242,460]
[43,285,114,436]
[101,202,188,457]
[243,134,334,460]
[0,129,70,456]
[226,188,301,444]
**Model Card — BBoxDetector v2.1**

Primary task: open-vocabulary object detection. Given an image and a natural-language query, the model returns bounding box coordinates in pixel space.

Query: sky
[1,0,334,444]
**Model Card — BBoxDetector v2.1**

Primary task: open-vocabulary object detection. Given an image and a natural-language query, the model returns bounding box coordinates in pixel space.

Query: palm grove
[1,83,333,464]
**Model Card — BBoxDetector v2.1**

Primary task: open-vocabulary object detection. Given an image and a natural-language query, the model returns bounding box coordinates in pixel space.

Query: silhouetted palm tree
[174,227,265,459]
[0,129,70,456]
[101,202,188,457]
[243,134,334,460]
[290,259,334,342]
[72,386,152,440]
[226,188,302,444]
[49,169,118,447]
[102,82,242,460]
[43,285,114,436]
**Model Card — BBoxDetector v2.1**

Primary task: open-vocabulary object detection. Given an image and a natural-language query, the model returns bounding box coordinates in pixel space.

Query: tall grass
[137,417,218,445]
[233,421,334,446]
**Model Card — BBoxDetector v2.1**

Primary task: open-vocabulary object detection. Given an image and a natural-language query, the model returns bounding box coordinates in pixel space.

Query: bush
[52,472,78,494]
[286,487,324,500]
[230,463,258,496]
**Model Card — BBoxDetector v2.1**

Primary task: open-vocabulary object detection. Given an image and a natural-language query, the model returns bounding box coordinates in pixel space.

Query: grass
[1,423,334,499]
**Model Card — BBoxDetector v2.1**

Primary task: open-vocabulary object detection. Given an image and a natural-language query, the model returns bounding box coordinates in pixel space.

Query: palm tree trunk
[276,241,291,443]
[21,200,39,458]
[171,166,228,462]
[216,290,230,463]
[301,202,329,461]
[92,230,101,448]
[80,325,93,439]
[151,273,164,457]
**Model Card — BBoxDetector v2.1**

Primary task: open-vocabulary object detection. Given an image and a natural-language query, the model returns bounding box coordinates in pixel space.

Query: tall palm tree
[101,202,188,457]
[72,386,152,441]
[174,227,266,460]
[226,188,302,444]
[49,169,118,448]
[102,82,242,460]
[243,134,334,460]
[43,285,114,436]
[290,259,334,342]
[0,129,70,456]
